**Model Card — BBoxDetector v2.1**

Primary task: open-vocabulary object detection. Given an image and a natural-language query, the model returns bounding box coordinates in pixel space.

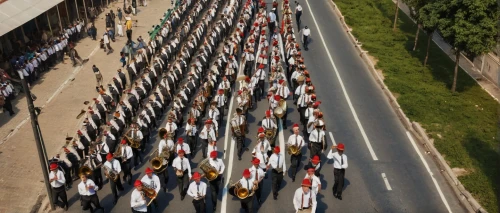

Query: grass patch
[333,0,500,211]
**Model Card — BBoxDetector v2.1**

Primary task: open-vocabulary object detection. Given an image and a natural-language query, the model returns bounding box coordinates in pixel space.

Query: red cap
[63,147,70,153]
[311,155,320,164]
[258,133,265,138]
[205,120,212,125]
[121,139,127,145]
[243,169,251,178]
[301,179,312,186]
[307,168,316,173]
[313,101,321,108]
[145,167,153,174]
[265,110,271,117]
[292,123,299,129]
[306,78,311,82]
[178,150,185,155]
[218,89,224,94]
[278,79,284,84]
[253,22,259,27]
[134,180,143,187]
[311,94,317,100]
[274,146,280,153]
[274,56,280,61]
[337,143,345,151]
[252,158,260,165]
[77,130,82,135]
[238,90,243,95]
[50,163,58,170]
[245,76,251,82]
[259,64,264,69]
[210,151,218,158]
[274,95,281,101]
[192,172,201,180]
[258,127,265,133]
[106,153,113,160]
[178,138,184,143]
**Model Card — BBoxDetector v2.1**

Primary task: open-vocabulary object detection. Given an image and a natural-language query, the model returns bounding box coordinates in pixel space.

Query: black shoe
[213,206,217,211]
[245,147,249,151]
[338,195,342,200]
[273,195,277,200]
[128,179,132,185]
[257,199,262,204]
[292,177,295,182]
[163,187,167,193]
[181,195,185,200]
[112,200,117,205]
[64,205,68,211]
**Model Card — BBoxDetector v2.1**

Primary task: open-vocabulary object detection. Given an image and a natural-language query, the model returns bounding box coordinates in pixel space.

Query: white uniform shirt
[287,134,306,148]
[104,159,122,173]
[268,153,284,170]
[187,181,207,199]
[185,124,198,136]
[293,188,317,212]
[239,177,255,190]
[327,150,348,169]
[296,5,302,12]
[78,179,98,196]
[208,108,220,121]
[49,170,66,188]
[261,117,277,129]
[172,157,192,178]
[304,174,321,194]
[249,166,265,182]
[130,189,147,212]
[209,158,225,174]
[308,129,325,143]
[199,125,216,140]
[165,122,178,132]
[176,143,191,154]
[121,145,134,160]
[141,174,161,193]
[207,144,217,157]
[302,28,311,36]
[252,139,271,155]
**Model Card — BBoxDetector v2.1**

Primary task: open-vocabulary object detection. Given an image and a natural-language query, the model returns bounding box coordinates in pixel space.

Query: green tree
[436,0,498,92]
[419,0,441,66]
[403,0,432,50]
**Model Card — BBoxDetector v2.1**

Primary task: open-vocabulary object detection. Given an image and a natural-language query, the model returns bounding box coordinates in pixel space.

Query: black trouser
[255,181,263,202]
[240,196,253,213]
[200,138,209,158]
[109,176,124,201]
[132,148,142,166]
[209,176,221,208]
[187,136,197,154]
[92,168,103,189]
[271,169,283,196]
[126,30,132,41]
[303,35,309,49]
[236,135,245,157]
[192,198,206,213]
[310,142,323,158]
[121,160,132,183]
[333,168,346,196]
[3,99,14,115]
[245,61,253,76]
[81,194,103,211]
[177,171,189,196]
[51,186,68,208]
[160,166,169,190]
[290,153,302,178]
[131,208,150,213]
[218,106,224,124]
[296,12,302,27]
[257,80,265,99]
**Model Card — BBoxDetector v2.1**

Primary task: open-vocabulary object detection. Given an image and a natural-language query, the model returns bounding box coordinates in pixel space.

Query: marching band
[45,0,349,212]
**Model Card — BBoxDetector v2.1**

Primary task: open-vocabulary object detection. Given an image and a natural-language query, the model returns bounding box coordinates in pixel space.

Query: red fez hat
[274,95,281,101]
[145,167,153,174]
[302,179,312,186]
[178,149,185,155]
[292,123,299,129]
[252,158,260,165]
[106,153,113,160]
[337,143,345,151]
[265,110,271,117]
[121,139,127,145]
[306,78,311,82]
[205,120,212,125]
[192,172,201,180]
[50,163,58,170]
[238,90,243,95]
[245,76,251,82]
[218,89,224,94]
[243,169,251,178]
[134,180,143,187]
[178,138,184,143]
[274,146,280,153]
[210,151,218,158]
[258,127,265,133]
[259,64,265,69]
[311,155,320,164]
[278,79,285,84]
[313,101,321,108]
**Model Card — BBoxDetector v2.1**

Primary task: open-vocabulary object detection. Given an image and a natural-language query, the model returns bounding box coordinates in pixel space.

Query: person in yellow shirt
[125,17,133,41]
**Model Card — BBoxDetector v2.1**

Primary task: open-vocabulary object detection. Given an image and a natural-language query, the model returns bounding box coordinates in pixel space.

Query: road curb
[329,1,485,212]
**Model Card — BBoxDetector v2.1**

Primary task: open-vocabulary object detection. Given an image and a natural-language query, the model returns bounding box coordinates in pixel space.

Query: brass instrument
[274,99,287,119]
[150,148,169,173]
[199,158,218,181]
[288,144,300,155]
[78,165,93,177]
[103,164,119,182]
[141,183,158,206]
[230,180,257,199]
[113,144,123,159]
[231,118,243,137]
[76,109,86,119]
[125,129,141,149]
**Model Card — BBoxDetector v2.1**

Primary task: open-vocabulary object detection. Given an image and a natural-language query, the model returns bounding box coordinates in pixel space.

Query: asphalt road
[59,0,467,212]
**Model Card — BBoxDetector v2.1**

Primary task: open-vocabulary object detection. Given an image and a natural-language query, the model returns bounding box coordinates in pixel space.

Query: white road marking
[303,0,378,161]
[329,132,337,146]
[406,131,452,212]
[1,45,100,144]
[278,119,286,172]
[381,173,393,191]
[221,137,236,213]
[223,94,235,159]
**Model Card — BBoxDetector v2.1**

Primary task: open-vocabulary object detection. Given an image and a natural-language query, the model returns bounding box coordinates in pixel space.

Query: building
[473,48,500,87]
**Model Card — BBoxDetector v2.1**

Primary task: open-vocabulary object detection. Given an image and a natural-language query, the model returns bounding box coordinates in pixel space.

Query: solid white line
[221,137,236,213]
[381,173,393,191]
[304,0,378,161]
[329,132,337,146]
[278,119,287,172]
[406,131,452,213]
[223,95,235,159]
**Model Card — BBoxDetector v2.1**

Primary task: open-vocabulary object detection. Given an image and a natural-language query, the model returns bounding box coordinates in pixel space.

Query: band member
[255,64,266,100]
[199,120,216,158]
[131,180,149,213]
[78,174,104,212]
[231,108,248,160]
[261,110,277,145]
[293,179,317,212]
[86,149,104,189]
[266,146,284,200]
[249,158,265,205]
[187,172,207,213]
[252,133,270,178]
[141,167,161,208]
[327,143,347,200]
[176,138,191,160]
[119,139,134,185]
[207,139,217,158]
[308,120,326,158]
[49,163,68,210]
[129,124,144,166]
[213,89,227,123]
[159,132,175,165]
[104,153,124,205]
[207,103,220,127]
[306,155,321,177]
[173,150,192,200]
[304,167,321,195]
[239,169,255,213]
[287,124,305,181]
[185,118,198,152]
[165,118,178,140]
[208,151,225,211]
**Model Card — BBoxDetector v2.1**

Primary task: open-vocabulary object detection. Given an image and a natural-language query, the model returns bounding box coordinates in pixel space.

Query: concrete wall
[474,53,500,86]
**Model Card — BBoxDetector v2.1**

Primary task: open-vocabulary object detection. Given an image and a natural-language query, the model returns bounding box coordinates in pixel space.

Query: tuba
[150,148,168,173]
[78,165,93,177]
[230,180,257,199]
[274,99,287,118]
[141,183,158,206]
[103,164,119,182]
[199,158,218,181]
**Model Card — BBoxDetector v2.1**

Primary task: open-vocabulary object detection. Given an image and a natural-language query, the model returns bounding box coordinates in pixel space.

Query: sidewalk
[0,0,170,212]
[395,0,500,102]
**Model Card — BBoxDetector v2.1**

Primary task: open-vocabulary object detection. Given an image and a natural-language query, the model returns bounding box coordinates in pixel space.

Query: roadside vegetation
[333,0,500,211]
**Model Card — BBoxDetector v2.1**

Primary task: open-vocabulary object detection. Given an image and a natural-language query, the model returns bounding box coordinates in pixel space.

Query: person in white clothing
[293,179,317,212]
[78,174,104,212]
[207,139,217,158]
[295,1,303,25]
[304,168,321,195]
[130,180,148,213]
[119,139,134,184]
[187,172,207,213]
[327,143,348,200]
[165,118,178,139]
[176,138,191,159]
[252,131,272,158]
[250,158,265,204]
[141,167,161,208]
[208,151,225,210]
[266,146,284,200]
[287,124,306,181]
[104,153,124,205]
[49,163,68,210]
[173,150,192,200]
[300,26,311,50]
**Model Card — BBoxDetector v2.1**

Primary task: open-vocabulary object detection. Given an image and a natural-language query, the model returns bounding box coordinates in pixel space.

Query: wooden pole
[64,0,71,23]
[83,0,89,23]
[46,12,53,34]
[75,0,80,19]
[56,5,63,32]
